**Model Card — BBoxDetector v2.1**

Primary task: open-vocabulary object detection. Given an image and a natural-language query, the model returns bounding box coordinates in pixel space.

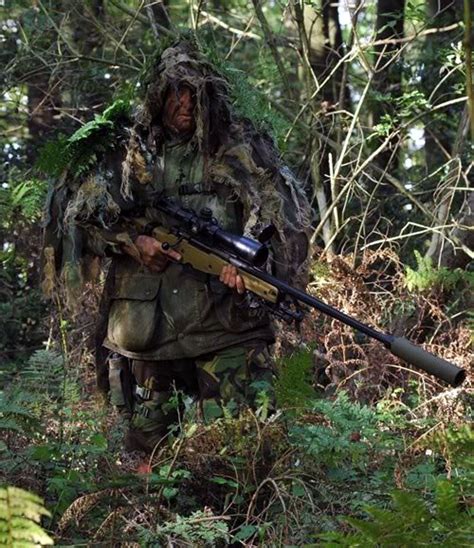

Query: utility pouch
[107,273,162,352]
[108,353,134,413]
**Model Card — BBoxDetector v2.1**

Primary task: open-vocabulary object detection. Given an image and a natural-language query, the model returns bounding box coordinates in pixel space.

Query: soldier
[43,41,311,460]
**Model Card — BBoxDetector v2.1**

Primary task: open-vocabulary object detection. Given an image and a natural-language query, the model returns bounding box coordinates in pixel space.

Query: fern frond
[36,98,131,179]
[435,480,461,527]
[0,391,40,433]
[11,179,48,221]
[0,486,53,546]
[57,488,119,532]
[15,349,80,404]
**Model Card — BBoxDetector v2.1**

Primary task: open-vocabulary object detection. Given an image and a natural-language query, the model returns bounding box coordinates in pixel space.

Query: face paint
[162,85,196,135]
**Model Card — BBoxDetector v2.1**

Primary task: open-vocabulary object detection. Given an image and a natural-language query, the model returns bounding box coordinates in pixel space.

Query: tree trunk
[303,0,349,106]
[423,1,470,266]
[425,105,472,267]
[439,192,474,269]
[423,0,464,175]
[370,0,405,195]
[293,1,349,255]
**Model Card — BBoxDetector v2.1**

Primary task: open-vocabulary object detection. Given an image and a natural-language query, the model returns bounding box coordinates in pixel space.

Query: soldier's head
[140,40,233,153]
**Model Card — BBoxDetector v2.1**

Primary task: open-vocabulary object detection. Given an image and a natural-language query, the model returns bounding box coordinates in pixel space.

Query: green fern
[0,350,79,435]
[11,179,48,221]
[275,349,316,410]
[318,481,473,547]
[0,486,53,546]
[0,391,40,434]
[289,392,382,467]
[141,509,230,546]
[35,136,70,178]
[199,36,289,148]
[22,349,79,404]
[434,425,474,493]
[404,251,473,292]
[36,99,131,179]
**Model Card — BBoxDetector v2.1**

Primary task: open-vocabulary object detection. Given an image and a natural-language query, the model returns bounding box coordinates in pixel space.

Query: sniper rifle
[136,196,466,388]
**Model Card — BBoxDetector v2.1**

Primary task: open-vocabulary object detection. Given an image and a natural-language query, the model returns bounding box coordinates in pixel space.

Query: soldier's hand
[133,235,182,272]
[220,264,245,294]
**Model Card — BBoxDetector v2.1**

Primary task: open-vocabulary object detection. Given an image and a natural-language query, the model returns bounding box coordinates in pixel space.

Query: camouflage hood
[137,41,232,149]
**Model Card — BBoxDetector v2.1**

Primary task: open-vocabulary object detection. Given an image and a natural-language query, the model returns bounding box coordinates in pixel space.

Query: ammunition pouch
[132,384,165,420]
[108,353,134,415]
[135,385,162,401]
[107,258,162,353]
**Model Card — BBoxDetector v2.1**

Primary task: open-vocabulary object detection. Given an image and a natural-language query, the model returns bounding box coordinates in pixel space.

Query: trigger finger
[236,275,245,294]
[160,243,181,262]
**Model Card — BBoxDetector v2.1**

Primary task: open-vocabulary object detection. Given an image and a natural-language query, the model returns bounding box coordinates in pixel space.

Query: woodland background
[0,0,473,546]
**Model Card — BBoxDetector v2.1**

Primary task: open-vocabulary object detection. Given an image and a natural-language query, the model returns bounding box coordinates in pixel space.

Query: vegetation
[1,0,472,546]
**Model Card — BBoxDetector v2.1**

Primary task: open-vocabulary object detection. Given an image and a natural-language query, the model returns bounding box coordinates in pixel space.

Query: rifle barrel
[155,198,466,388]
[236,260,466,387]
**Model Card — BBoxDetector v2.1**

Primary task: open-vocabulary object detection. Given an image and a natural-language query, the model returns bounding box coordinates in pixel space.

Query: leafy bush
[140,508,230,546]
[289,392,389,467]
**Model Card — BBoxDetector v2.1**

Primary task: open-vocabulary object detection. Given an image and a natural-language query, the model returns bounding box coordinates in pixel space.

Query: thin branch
[199,10,261,40]
[251,0,294,99]
[371,22,462,46]
[108,0,175,37]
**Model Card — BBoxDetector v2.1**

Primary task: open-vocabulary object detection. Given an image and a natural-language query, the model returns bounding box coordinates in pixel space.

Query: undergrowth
[405,251,474,293]
[1,350,472,545]
[1,251,472,546]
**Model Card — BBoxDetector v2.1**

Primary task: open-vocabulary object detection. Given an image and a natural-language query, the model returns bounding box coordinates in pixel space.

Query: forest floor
[1,250,472,546]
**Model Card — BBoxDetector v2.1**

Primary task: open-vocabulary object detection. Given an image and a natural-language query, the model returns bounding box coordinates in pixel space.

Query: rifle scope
[210,228,269,267]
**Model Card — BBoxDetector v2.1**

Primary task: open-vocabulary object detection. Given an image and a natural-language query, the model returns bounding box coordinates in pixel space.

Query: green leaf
[234,524,257,541]
[210,476,239,489]
[162,487,178,500]
[90,433,107,450]
[30,445,54,462]
[68,118,114,144]
[290,482,306,497]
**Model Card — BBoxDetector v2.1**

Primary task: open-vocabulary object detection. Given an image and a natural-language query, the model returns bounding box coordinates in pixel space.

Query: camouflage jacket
[102,135,277,360]
[43,118,311,363]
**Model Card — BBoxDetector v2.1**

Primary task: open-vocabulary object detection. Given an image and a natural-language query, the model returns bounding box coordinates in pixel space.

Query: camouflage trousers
[121,342,274,453]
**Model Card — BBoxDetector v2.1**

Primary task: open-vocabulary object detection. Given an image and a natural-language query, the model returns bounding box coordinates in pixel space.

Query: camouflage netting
[43,39,312,307]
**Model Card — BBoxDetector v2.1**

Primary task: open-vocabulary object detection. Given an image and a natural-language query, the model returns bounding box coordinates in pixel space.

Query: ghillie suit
[43,41,311,452]
[123,42,311,283]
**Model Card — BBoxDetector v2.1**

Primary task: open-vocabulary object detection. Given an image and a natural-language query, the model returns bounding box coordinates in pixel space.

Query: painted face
[162,85,196,135]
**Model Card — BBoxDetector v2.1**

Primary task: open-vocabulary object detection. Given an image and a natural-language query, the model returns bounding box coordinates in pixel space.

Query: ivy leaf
[210,476,239,489]
[162,487,178,500]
